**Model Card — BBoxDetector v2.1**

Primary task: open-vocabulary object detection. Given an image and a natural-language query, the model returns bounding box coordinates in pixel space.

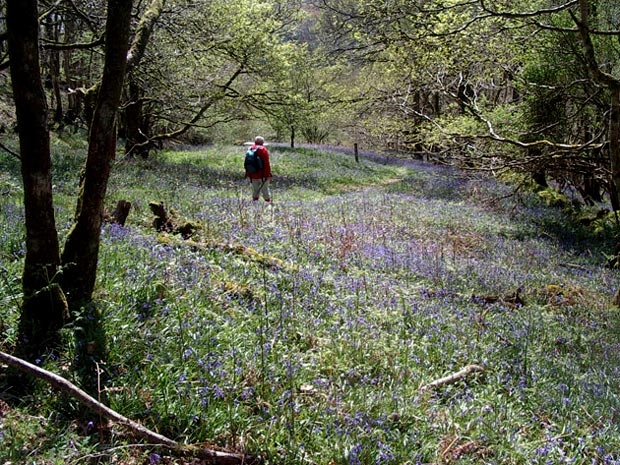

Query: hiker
[245,136,272,202]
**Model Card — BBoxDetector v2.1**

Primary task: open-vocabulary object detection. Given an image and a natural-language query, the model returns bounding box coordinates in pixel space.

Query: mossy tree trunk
[61,0,134,309]
[6,0,69,359]
[124,0,166,158]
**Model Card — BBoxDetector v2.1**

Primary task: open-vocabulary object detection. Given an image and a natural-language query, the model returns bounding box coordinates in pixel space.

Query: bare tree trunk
[7,0,69,358]
[44,17,64,124]
[62,17,85,128]
[61,0,134,308]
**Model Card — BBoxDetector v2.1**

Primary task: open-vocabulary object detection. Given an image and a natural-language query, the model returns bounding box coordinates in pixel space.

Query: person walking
[245,136,272,202]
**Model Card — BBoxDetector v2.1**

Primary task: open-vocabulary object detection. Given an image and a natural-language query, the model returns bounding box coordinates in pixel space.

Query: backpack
[244,146,264,174]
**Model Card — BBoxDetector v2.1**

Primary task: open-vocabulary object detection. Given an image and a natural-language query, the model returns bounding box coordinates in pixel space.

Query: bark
[7,0,69,357]
[613,286,620,307]
[43,18,64,123]
[609,87,620,210]
[61,0,134,308]
[63,18,82,126]
[109,200,132,226]
[126,0,166,71]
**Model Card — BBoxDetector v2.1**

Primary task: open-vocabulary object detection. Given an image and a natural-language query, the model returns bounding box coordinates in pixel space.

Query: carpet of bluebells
[1,142,620,464]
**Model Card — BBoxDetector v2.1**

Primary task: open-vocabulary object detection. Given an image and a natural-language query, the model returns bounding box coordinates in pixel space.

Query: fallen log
[0,350,259,464]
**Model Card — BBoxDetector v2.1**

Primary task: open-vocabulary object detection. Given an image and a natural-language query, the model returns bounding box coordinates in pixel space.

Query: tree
[35,0,108,130]
[6,0,68,356]
[315,0,620,209]
[5,0,305,358]
[261,48,351,146]
[572,0,620,210]
[123,0,166,158]
[120,0,304,156]
[313,0,521,153]
[6,0,133,359]
[60,0,133,308]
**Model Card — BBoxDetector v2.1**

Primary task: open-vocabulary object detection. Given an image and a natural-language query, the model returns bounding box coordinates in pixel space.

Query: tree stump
[112,199,132,226]
[149,201,174,232]
[103,200,132,225]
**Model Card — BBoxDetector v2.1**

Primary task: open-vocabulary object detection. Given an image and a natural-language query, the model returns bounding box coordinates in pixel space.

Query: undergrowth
[1,138,619,464]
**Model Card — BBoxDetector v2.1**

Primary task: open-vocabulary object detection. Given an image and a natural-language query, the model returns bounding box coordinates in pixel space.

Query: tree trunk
[44,18,64,124]
[573,0,620,304]
[6,0,69,358]
[609,87,620,210]
[63,18,82,127]
[124,79,150,158]
[573,0,620,209]
[61,0,134,308]
[124,0,166,158]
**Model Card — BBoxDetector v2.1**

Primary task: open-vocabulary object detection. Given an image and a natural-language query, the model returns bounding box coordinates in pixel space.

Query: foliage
[123,0,305,146]
[310,0,620,207]
[1,141,620,464]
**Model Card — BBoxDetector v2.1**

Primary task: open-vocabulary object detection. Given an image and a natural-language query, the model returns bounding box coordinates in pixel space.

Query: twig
[419,364,485,393]
[0,350,260,464]
[558,262,590,272]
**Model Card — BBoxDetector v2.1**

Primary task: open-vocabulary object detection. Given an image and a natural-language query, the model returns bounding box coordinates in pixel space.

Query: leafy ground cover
[1,139,620,464]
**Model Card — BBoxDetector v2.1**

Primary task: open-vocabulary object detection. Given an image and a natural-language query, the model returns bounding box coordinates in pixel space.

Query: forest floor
[1,142,619,464]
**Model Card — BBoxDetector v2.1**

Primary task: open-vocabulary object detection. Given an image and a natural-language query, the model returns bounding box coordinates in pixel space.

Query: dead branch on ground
[419,364,485,393]
[0,350,259,464]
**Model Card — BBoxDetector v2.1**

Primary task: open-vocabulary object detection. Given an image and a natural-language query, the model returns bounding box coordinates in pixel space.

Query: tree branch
[41,34,105,51]
[441,81,604,152]
[570,5,620,91]
[478,0,578,19]
[128,67,244,151]
[419,364,485,393]
[126,0,166,71]
[0,350,260,464]
[0,141,21,160]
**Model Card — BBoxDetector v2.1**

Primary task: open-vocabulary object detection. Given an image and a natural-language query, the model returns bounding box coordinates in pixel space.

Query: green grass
[1,136,620,464]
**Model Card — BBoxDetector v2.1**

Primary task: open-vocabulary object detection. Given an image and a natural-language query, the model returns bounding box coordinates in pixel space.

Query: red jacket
[246,144,272,179]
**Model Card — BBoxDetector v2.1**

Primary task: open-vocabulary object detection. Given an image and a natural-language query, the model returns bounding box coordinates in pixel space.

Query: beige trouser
[251,178,271,200]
